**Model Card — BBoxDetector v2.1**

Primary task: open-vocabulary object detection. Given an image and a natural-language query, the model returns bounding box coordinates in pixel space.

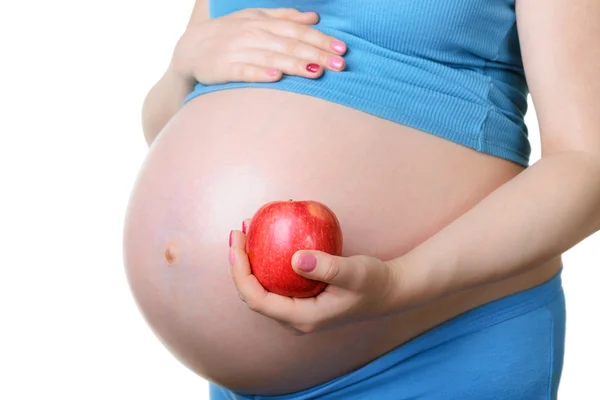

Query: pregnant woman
[123,1,600,399]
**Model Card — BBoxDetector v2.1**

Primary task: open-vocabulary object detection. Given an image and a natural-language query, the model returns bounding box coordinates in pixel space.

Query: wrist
[386,252,452,313]
[166,62,197,90]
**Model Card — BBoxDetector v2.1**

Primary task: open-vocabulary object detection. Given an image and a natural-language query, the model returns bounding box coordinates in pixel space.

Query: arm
[391,0,600,308]
[226,0,600,335]
[141,0,208,146]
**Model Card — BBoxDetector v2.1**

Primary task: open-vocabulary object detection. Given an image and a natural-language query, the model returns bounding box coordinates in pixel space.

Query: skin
[142,4,346,145]
[231,0,600,334]
[125,0,599,395]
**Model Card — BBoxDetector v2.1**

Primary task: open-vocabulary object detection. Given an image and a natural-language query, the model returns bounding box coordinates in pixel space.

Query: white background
[1,1,598,399]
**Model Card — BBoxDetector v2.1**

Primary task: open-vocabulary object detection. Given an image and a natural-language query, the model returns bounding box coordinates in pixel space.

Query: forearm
[393,150,600,308]
[141,67,196,146]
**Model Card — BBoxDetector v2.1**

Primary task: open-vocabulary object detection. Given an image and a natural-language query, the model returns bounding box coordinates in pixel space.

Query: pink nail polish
[242,221,247,234]
[229,230,233,247]
[331,41,346,54]
[229,248,235,265]
[267,69,278,76]
[306,63,320,73]
[329,57,344,69]
[295,254,317,272]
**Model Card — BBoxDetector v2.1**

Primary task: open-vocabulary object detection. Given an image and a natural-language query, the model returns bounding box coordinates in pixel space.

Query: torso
[123,88,562,395]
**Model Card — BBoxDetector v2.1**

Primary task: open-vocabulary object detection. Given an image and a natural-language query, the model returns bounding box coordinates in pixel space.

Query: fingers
[240,9,347,73]
[228,63,283,83]
[292,252,371,291]
[242,219,252,235]
[228,32,346,80]
[228,225,347,334]
[259,8,320,25]
[185,7,345,85]
[230,246,297,320]
[228,230,311,324]
[260,19,346,56]
[230,229,247,250]
[227,46,342,82]
[220,9,346,83]
[244,32,346,72]
[277,321,306,336]
[231,50,324,79]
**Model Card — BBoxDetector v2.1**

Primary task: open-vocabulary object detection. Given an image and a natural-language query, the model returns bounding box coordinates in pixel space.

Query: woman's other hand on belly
[171,8,347,86]
[228,218,400,335]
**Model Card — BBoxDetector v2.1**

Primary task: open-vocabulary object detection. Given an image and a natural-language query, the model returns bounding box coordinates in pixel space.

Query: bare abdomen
[123,88,555,395]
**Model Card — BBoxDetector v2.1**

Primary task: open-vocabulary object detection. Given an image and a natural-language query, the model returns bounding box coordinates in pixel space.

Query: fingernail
[267,69,279,76]
[306,63,320,73]
[229,248,235,265]
[229,230,233,247]
[328,57,344,69]
[242,221,247,234]
[331,41,346,54]
[294,254,317,272]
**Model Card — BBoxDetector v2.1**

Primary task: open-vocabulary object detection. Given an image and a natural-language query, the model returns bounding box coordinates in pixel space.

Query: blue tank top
[184,0,530,166]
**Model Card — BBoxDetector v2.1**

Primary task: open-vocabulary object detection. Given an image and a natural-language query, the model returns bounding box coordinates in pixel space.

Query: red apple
[245,200,343,298]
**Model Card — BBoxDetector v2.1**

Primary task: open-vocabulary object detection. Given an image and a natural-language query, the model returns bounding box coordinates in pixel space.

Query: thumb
[292,251,360,288]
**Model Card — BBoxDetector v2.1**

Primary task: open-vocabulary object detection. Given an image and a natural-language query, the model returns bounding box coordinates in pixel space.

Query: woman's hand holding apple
[229,200,400,335]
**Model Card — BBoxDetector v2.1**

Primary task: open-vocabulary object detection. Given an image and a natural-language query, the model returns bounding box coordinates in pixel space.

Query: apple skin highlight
[245,200,344,298]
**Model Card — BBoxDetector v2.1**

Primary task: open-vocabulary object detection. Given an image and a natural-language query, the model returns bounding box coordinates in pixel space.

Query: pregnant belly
[123,89,556,395]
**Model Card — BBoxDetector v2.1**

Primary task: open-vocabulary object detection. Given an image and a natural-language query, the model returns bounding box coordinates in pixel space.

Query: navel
[165,242,178,265]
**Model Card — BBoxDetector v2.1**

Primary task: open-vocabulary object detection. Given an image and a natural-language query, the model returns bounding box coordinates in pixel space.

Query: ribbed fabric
[184,0,531,167]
